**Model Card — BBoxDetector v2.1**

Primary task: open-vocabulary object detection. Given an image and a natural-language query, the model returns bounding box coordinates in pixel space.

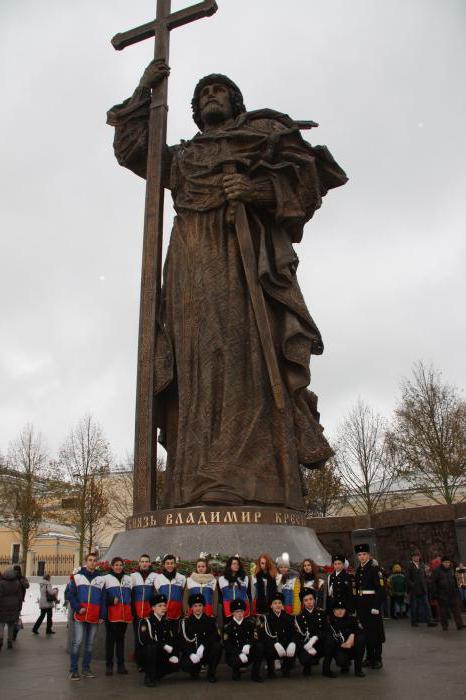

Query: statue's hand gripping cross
[111,0,218,515]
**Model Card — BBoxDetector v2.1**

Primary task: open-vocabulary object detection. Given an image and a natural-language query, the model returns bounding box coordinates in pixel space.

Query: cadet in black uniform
[294,588,328,676]
[178,593,222,683]
[223,599,264,682]
[323,599,366,678]
[259,592,298,678]
[354,544,385,669]
[137,593,180,687]
[327,554,355,613]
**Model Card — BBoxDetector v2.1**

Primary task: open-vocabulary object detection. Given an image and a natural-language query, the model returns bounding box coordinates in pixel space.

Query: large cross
[112,0,218,515]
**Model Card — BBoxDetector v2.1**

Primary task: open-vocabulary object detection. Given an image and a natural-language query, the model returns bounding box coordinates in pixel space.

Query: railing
[0,555,13,573]
[32,553,76,576]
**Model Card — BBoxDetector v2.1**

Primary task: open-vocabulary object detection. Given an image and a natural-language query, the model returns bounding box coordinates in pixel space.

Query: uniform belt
[359,590,376,595]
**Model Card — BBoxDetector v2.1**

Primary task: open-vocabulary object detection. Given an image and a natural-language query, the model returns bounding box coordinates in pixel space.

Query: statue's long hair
[191,73,246,131]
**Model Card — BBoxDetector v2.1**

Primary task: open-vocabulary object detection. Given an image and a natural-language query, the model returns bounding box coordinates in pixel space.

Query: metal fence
[0,555,13,573]
[32,554,76,576]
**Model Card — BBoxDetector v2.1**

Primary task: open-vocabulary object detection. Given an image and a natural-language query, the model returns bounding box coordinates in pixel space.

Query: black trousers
[439,597,464,630]
[33,608,53,633]
[297,638,325,669]
[323,635,365,674]
[225,641,264,677]
[180,640,223,677]
[263,642,296,673]
[141,644,179,683]
[105,621,127,667]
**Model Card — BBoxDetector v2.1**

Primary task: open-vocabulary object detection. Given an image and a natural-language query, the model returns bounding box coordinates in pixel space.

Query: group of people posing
[67,543,385,686]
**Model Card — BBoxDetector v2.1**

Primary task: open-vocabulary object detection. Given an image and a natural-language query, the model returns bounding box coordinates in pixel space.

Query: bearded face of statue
[198,82,233,127]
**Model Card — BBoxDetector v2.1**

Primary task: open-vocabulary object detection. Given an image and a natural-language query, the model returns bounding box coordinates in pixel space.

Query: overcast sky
[1,0,465,463]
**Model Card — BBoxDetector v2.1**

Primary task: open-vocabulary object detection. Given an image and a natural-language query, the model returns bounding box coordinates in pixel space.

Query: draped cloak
[108,88,347,511]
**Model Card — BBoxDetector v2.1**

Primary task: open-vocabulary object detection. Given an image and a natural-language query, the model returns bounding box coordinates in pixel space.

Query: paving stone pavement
[1,619,465,700]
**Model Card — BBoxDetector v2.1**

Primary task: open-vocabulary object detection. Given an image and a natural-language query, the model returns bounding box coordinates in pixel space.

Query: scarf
[112,571,124,582]
[163,569,177,581]
[224,571,245,585]
[190,572,215,585]
[255,571,277,613]
[139,569,152,581]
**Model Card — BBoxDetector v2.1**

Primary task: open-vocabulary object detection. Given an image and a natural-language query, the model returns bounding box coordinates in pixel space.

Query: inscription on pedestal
[126,507,309,531]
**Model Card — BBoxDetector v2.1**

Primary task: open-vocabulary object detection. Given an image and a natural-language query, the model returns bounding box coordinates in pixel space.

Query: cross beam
[111,0,218,515]
[112,0,218,50]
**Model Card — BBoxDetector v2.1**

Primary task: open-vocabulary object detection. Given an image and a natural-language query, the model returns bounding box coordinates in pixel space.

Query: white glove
[169,655,179,664]
[286,642,296,657]
[274,642,286,658]
[304,635,318,655]
[163,644,173,653]
[242,644,251,655]
[189,653,200,664]
[196,644,204,659]
[239,653,248,664]
[371,608,379,615]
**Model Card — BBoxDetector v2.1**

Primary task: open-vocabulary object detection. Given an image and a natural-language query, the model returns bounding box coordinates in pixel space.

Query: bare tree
[335,399,397,515]
[59,414,111,560]
[301,458,346,516]
[389,362,466,505]
[107,453,166,530]
[0,425,48,567]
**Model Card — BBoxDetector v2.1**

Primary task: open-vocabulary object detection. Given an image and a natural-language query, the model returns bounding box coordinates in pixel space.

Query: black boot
[303,665,312,676]
[232,668,241,681]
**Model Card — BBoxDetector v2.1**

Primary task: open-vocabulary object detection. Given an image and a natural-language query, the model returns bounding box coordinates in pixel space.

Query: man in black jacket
[137,594,180,687]
[223,599,264,682]
[354,544,385,669]
[431,556,464,631]
[259,592,298,678]
[406,551,437,627]
[326,554,355,613]
[324,600,365,678]
[178,593,222,683]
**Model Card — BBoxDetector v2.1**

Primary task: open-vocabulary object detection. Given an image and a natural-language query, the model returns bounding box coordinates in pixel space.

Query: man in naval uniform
[137,594,179,687]
[223,599,264,682]
[354,544,385,669]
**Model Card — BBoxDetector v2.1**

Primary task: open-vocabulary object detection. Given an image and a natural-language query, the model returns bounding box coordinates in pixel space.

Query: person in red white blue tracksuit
[154,555,186,627]
[102,557,133,675]
[131,554,157,668]
[68,552,106,680]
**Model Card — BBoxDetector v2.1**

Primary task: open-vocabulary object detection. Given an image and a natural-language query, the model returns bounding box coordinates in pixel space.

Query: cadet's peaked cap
[299,587,316,602]
[332,553,345,563]
[441,555,451,562]
[333,599,346,610]
[188,593,206,607]
[153,593,168,606]
[230,599,247,613]
[354,543,370,554]
[271,592,285,604]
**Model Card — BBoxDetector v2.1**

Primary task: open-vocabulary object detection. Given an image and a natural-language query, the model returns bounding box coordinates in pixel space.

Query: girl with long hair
[299,558,325,608]
[251,553,277,615]
[218,556,250,620]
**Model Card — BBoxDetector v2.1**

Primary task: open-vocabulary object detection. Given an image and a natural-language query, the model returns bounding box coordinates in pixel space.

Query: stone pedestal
[455,518,466,563]
[105,506,330,564]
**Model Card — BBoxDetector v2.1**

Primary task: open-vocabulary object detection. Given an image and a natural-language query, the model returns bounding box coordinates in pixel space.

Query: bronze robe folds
[108,90,347,510]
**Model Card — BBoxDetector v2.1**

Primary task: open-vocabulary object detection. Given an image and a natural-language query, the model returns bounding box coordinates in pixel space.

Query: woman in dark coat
[0,567,24,649]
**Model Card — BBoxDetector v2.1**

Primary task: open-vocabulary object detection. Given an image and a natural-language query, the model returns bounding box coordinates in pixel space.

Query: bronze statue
[108,60,347,511]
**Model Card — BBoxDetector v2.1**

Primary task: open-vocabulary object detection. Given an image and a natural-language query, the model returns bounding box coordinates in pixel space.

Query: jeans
[459,587,466,608]
[70,621,98,672]
[410,593,432,624]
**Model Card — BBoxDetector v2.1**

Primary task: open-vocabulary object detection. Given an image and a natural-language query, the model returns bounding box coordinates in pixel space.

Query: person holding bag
[32,573,56,635]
